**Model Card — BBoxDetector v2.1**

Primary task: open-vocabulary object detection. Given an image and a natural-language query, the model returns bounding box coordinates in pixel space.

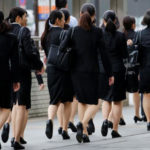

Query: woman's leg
[143,94,150,122]
[78,102,87,122]
[20,109,28,138]
[48,103,60,120]
[57,103,64,128]
[14,105,26,142]
[63,102,71,131]
[102,101,112,120]
[133,92,140,117]
[0,108,10,129]
[112,101,123,132]
[69,97,78,123]
[11,105,17,138]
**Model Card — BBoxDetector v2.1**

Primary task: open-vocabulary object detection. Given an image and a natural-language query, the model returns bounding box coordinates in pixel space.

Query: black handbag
[47,28,74,71]
[18,27,41,70]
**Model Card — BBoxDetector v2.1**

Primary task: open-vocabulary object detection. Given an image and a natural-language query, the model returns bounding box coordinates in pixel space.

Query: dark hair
[79,12,92,31]
[103,10,117,33]
[142,9,150,27]
[123,16,135,30]
[7,7,27,23]
[60,8,70,22]
[0,11,11,33]
[80,3,96,17]
[41,10,63,49]
[55,0,67,9]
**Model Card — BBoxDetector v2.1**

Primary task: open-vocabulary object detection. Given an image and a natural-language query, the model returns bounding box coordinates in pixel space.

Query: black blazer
[0,32,19,82]
[60,26,113,77]
[11,23,43,71]
[102,29,128,72]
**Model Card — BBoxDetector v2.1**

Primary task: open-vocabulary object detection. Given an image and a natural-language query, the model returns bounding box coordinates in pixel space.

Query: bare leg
[143,94,150,122]
[11,105,17,138]
[102,101,112,120]
[20,109,28,138]
[112,101,123,131]
[48,103,60,120]
[0,108,10,129]
[14,105,26,142]
[108,110,113,122]
[82,105,98,135]
[63,102,71,131]
[57,103,64,128]
[133,92,140,117]
[78,102,87,122]
[69,98,78,123]
[91,99,101,119]
[5,112,11,124]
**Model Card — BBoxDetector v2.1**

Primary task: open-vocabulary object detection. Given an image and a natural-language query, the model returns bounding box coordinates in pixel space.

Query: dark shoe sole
[76,123,83,143]
[101,122,108,136]
[45,120,53,139]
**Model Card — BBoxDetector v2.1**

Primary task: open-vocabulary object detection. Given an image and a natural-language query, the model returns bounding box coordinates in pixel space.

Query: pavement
[1,106,150,150]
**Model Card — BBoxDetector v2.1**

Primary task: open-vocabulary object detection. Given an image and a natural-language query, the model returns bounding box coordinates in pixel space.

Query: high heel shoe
[20,137,27,144]
[58,127,62,135]
[83,134,90,143]
[87,127,92,135]
[1,123,10,143]
[62,131,70,140]
[147,122,150,131]
[68,122,77,132]
[88,119,95,133]
[101,120,108,137]
[76,122,83,143]
[13,141,25,149]
[45,119,53,139]
[134,116,142,123]
[119,118,126,125]
[111,130,122,138]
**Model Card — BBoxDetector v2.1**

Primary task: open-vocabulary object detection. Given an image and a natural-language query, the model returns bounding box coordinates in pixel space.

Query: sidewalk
[1,106,149,150]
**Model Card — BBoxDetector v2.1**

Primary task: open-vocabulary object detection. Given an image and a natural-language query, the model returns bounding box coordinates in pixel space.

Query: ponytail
[79,12,92,31]
[41,18,51,49]
[105,18,116,33]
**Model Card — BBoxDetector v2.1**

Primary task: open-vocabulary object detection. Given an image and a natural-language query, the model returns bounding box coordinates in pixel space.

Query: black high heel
[119,118,126,125]
[68,122,77,132]
[134,116,142,123]
[76,122,83,143]
[88,119,95,133]
[108,121,113,129]
[45,120,53,139]
[101,120,108,137]
[13,141,25,149]
[1,123,10,143]
[62,131,70,140]
[20,137,27,144]
[147,122,150,131]
[83,134,90,143]
[58,127,62,135]
[111,130,122,138]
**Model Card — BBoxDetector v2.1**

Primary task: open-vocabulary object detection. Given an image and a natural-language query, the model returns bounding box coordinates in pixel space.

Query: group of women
[1,1,150,149]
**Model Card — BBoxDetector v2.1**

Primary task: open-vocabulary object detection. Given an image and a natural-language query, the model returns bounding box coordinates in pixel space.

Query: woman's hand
[127,39,133,46]
[36,66,45,75]
[13,82,20,92]
[109,76,115,86]
[39,84,45,91]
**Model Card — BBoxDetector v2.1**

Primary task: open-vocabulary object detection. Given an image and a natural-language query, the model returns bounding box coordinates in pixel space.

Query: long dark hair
[79,3,96,31]
[123,16,135,36]
[6,7,27,23]
[0,11,11,33]
[41,10,63,49]
[103,10,117,33]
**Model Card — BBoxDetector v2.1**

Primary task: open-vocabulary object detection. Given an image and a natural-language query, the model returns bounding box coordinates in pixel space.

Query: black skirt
[98,70,126,102]
[13,69,32,109]
[139,66,150,93]
[71,72,99,105]
[47,67,73,105]
[0,80,11,109]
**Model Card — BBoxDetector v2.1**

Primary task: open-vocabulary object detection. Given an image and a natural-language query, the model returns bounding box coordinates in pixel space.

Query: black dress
[0,32,19,109]
[11,23,43,109]
[43,26,73,105]
[136,27,150,93]
[125,29,139,93]
[98,29,128,102]
[60,26,113,105]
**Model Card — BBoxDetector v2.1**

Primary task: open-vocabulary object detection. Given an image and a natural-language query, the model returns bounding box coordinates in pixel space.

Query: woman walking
[0,11,20,149]
[100,10,128,138]
[7,7,44,149]
[41,10,73,140]
[60,3,114,143]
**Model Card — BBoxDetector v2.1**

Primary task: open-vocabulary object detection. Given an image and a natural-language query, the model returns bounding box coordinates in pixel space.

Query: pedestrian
[123,15,142,123]
[100,10,128,138]
[135,9,150,131]
[59,3,114,143]
[0,11,20,149]
[41,10,74,140]
[6,7,44,149]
